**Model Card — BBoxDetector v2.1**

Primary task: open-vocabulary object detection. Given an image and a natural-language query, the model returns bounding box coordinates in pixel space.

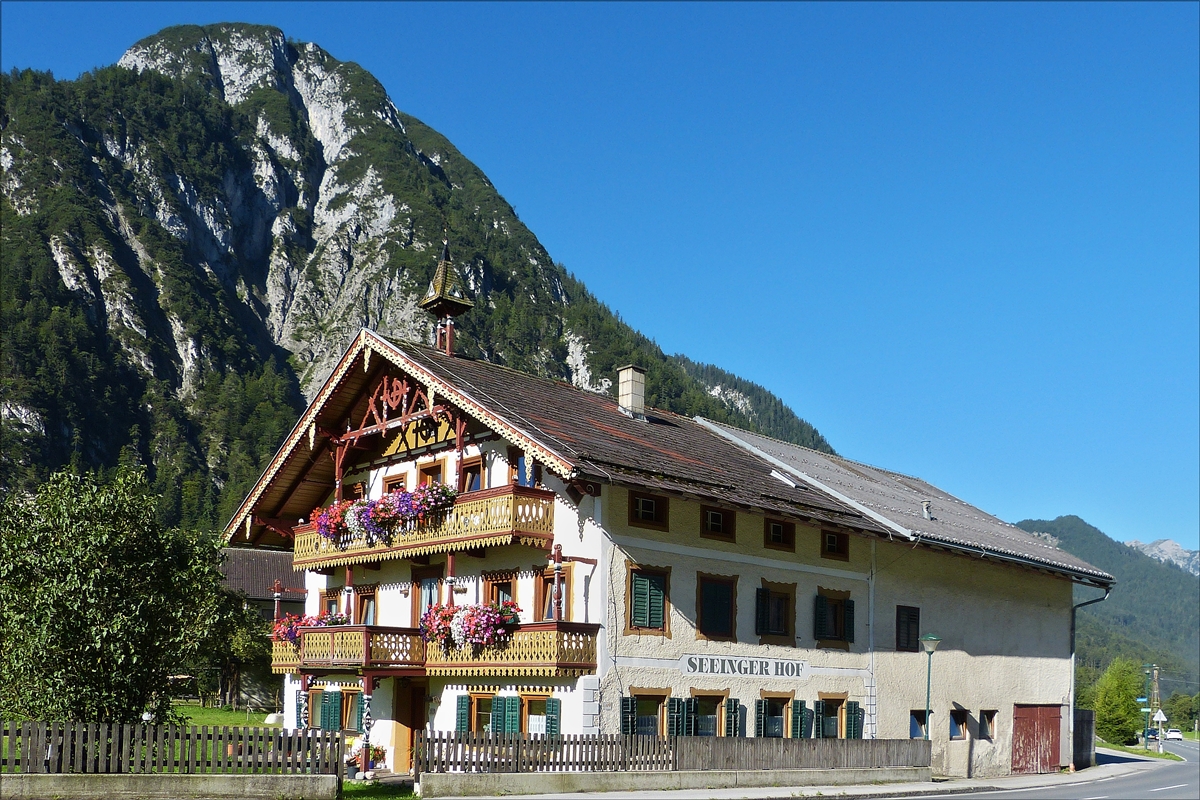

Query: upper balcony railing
[272,625,425,674]
[293,484,556,570]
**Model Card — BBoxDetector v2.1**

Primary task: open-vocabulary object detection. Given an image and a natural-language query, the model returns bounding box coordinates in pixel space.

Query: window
[700,506,735,541]
[697,575,736,640]
[310,689,364,732]
[620,695,666,736]
[628,568,668,632]
[522,696,561,734]
[411,567,443,627]
[417,461,443,486]
[473,695,494,733]
[458,456,483,493]
[818,697,844,739]
[628,491,669,530]
[384,474,408,494]
[510,450,542,487]
[322,590,340,616]
[950,709,968,740]
[536,566,571,621]
[694,696,723,737]
[909,710,927,739]
[356,586,377,625]
[764,518,795,551]
[896,605,920,652]
[979,710,996,740]
[484,571,516,607]
[814,588,854,646]
[757,697,788,738]
[755,584,794,641]
[821,531,849,561]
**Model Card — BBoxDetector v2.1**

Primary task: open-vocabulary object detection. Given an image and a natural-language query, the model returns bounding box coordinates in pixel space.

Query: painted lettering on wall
[679,655,809,680]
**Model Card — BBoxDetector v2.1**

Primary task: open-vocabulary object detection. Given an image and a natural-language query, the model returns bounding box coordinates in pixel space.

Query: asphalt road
[899,739,1200,800]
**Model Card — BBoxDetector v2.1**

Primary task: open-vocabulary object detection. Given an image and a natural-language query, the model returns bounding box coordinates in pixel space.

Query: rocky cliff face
[1,22,832,528]
[1126,539,1200,577]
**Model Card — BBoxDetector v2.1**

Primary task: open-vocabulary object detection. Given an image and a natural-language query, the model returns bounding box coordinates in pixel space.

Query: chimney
[617,365,646,420]
[921,501,933,521]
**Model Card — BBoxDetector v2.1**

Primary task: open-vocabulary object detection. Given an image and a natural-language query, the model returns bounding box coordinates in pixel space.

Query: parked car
[1144,729,1158,740]
[1166,728,1183,741]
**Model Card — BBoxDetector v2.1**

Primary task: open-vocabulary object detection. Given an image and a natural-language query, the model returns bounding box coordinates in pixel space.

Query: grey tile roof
[701,419,1114,587]
[220,548,306,600]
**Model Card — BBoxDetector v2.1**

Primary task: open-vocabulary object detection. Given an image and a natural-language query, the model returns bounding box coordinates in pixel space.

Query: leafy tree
[1094,658,1144,745]
[0,468,223,723]
[1163,692,1196,730]
[185,587,271,709]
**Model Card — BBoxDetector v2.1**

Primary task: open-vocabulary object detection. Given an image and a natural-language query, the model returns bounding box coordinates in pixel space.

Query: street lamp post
[919,634,942,741]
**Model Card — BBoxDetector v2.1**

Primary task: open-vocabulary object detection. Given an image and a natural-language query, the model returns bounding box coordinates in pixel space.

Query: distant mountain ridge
[1015,516,1199,686]
[1125,539,1199,577]
[1,22,831,531]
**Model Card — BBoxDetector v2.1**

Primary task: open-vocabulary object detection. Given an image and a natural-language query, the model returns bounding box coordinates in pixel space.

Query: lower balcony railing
[292,485,556,570]
[271,625,424,674]
[425,621,600,678]
[272,621,599,678]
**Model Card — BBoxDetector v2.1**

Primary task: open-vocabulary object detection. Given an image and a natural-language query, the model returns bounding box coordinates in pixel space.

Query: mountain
[1015,516,1200,689]
[1125,539,1200,577]
[0,22,832,531]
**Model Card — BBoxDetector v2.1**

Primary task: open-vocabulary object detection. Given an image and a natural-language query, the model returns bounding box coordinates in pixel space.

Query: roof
[225,330,885,544]
[700,419,1115,588]
[220,548,306,600]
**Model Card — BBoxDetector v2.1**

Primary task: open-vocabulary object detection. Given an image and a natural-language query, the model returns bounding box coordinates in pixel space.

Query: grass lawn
[1184,730,1199,741]
[1095,739,1184,761]
[342,783,416,799]
[172,702,282,728]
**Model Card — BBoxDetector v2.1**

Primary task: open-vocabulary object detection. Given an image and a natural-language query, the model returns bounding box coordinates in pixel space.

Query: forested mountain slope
[1016,516,1200,688]
[0,22,831,531]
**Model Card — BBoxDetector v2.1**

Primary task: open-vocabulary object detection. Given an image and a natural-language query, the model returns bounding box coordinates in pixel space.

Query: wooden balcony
[271,626,425,674]
[293,485,556,570]
[425,621,600,678]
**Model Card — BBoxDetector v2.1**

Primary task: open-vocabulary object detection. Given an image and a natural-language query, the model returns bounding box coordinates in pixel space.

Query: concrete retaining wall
[0,773,338,800]
[417,766,931,797]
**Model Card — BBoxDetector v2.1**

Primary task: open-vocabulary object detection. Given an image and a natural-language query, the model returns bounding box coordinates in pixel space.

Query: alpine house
[226,245,1114,778]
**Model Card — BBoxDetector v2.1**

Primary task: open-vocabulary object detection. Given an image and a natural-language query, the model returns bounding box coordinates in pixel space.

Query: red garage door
[1012,704,1061,774]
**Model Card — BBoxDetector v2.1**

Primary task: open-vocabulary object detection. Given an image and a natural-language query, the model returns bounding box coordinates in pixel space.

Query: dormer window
[700,506,735,541]
[628,491,669,530]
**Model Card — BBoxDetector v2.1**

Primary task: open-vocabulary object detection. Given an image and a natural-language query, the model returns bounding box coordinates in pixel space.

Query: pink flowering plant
[272,611,352,644]
[419,602,521,649]
[312,484,457,547]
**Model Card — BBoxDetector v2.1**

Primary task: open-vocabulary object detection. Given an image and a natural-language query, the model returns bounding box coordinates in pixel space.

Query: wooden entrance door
[393,682,427,773]
[1012,704,1061,774]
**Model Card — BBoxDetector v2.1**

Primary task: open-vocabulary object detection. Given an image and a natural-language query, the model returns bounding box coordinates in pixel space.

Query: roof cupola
[419,239,474,354]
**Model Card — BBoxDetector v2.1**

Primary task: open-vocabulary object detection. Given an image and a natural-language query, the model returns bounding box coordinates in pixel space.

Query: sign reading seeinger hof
[679,655,809,680]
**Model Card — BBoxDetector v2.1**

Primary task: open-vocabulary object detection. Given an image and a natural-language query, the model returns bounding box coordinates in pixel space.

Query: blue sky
[3,2,1198,549]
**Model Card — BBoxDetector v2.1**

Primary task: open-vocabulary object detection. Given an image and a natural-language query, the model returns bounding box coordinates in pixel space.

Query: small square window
[979,710,996,740]
[909,710,927,739]
[764,518,795,551]
[822,531,849,561]
[950,709,968,740]
[700,506,735,540]
[629,491,669,530]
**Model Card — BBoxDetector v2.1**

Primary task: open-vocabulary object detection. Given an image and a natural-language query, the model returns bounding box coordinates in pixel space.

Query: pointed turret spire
[419,238,473,354]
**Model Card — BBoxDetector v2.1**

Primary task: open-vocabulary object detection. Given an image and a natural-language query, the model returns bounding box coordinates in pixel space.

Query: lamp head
[919,634,942,654]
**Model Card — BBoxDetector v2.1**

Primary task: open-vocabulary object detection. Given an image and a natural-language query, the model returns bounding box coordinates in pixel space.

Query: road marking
[1081,795,1108,799]
[1148,784,1190,792]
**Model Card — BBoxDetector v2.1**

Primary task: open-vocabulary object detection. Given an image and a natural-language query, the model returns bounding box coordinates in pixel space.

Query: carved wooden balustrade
[293,485,556,570]
[425,621,600,678]
[271,626,425,674]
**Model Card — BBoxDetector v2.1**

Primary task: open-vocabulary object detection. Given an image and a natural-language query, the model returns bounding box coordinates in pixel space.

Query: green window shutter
[545,698,561,735]
[684,698,697,737]
[812,700,825,739]
[506,696,521,733]
[801,705,814,739]
[620,697,637,735]
[754,699,766,738]
[351,692,364,733]
[791,700,804,738]
[456,695,470,732]
[845,599,855,643]
[755,588,770,635]
[631,573,650,627]
[667,697,684,736]
[647,574,665,629]
[295,691,305,729]
[322,690,343,732]
[814,595,829,640]
[491,698,506,733]
[725,698,741,737]
[846,701,862,739]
